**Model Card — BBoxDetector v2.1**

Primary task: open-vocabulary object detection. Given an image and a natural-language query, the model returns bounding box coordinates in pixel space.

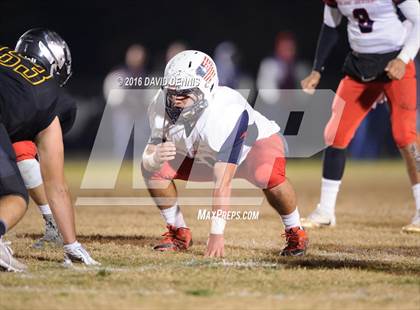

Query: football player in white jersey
[142,50,308,257]
[301,0,420,233]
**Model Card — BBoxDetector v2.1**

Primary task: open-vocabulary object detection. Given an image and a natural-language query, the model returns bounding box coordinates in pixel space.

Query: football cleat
[32,214,63,249]
[301,204,336,228]
[401,213,420,234]
[153,225,193,251]
[280,226,308,257]
[63,242,100,266]
[0,238,27,272]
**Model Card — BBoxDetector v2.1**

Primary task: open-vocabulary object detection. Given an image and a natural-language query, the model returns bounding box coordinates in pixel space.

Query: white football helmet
[163,50,218,124]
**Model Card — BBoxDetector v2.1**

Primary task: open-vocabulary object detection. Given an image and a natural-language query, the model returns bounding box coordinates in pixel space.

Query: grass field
[1,159,419,309]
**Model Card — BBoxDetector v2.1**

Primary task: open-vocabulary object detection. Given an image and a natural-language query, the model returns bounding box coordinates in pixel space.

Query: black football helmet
[15,28,72,86]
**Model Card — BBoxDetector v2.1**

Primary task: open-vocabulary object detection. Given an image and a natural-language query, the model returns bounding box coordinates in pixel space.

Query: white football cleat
[0,238,27,272]
[401,213,420,234]
[301,205,336,228]
[63,241,100,266]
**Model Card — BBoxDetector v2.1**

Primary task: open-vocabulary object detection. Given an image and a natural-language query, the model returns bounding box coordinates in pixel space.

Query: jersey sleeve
[55,90,77,135]
[34,103,58,138]
[323,0,337,8]
[323,3,342,28]
[216,110,249,164]
[397,0,420,63]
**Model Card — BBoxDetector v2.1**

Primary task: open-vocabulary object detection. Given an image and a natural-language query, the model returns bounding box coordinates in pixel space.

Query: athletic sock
[38,204,52,215]
[322,147,346,180]
[318,178,341,215]
[281,208,301,230]
[160,204,187,228]
[411,184,420,218]
[0,220,7,238]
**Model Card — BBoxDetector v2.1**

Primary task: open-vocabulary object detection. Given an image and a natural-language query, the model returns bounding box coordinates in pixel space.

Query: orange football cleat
[280,226,308,256]
[154,225,193,251]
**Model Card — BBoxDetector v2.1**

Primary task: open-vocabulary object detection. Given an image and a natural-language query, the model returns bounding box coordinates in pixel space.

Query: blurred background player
[300,0,420,233]
[103,44,149,157]
[12,141,62,248]
[213,41,255,101]
[257,32,309,110]
[142,50,308,257]
[0,28,98,271]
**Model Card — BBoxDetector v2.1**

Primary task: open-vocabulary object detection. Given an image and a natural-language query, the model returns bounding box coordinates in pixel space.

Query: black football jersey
[0,46,76,142]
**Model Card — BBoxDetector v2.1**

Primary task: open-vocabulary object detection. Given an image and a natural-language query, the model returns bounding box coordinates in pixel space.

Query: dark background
[0,0,349,96]
[7,0,395,157]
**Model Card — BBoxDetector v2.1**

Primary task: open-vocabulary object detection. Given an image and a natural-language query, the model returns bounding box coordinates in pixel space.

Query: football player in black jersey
[0,29,98,271]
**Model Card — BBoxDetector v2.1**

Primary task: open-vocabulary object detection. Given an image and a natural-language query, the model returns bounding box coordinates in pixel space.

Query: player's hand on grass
[385,58,406,80]
[205,234,225,258]
[301,71,321,95]
[155,142,176,163]
[64,242,100,266]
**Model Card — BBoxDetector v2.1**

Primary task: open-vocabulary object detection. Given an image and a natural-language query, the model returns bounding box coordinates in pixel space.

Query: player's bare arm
[386,0,420,80]
[35,117,76,244]
[36,116,99,265]
[204,162,238,258]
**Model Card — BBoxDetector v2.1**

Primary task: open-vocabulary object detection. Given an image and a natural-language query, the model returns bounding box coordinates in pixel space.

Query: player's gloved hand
[154,142,176,164]
[204,234,225,258]
[301,70,321,95]
[385,58,406,80]
[63,241,100,266]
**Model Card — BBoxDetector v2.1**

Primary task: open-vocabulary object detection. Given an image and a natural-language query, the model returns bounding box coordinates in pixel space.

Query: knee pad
[16,159,43,189]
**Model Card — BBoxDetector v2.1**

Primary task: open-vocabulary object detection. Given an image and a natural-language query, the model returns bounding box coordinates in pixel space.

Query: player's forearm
[313,5,342,73]
[213,185,232,210]
[398,0,420,63]
[43,181,76,244]
[210,185,232,235]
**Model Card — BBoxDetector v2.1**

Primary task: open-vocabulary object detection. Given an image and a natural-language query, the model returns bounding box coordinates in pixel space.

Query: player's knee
[392,129,416,148]
[325,131,350,149]
[252,164,272,188]
[253,163,285,189]
[16,159,43,189]
[324,122,352,149]
[0,193,29,210]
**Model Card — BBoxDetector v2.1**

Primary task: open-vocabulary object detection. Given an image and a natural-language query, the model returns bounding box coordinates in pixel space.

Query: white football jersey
[148,86,280,167]
[325,0,408,54]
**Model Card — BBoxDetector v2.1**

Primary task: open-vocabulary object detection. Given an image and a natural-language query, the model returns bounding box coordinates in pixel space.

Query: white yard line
[75,196,264,206]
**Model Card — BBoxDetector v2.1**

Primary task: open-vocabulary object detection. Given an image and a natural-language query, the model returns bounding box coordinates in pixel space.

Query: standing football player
[300,0,420,233]
[142,50,308,257]
[0,29,98,272]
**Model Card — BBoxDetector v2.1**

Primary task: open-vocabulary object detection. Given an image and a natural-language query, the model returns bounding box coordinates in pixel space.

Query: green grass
[0,159,419,309]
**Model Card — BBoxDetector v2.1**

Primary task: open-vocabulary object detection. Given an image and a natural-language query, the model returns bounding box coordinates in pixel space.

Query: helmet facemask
[164,87,208,125]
